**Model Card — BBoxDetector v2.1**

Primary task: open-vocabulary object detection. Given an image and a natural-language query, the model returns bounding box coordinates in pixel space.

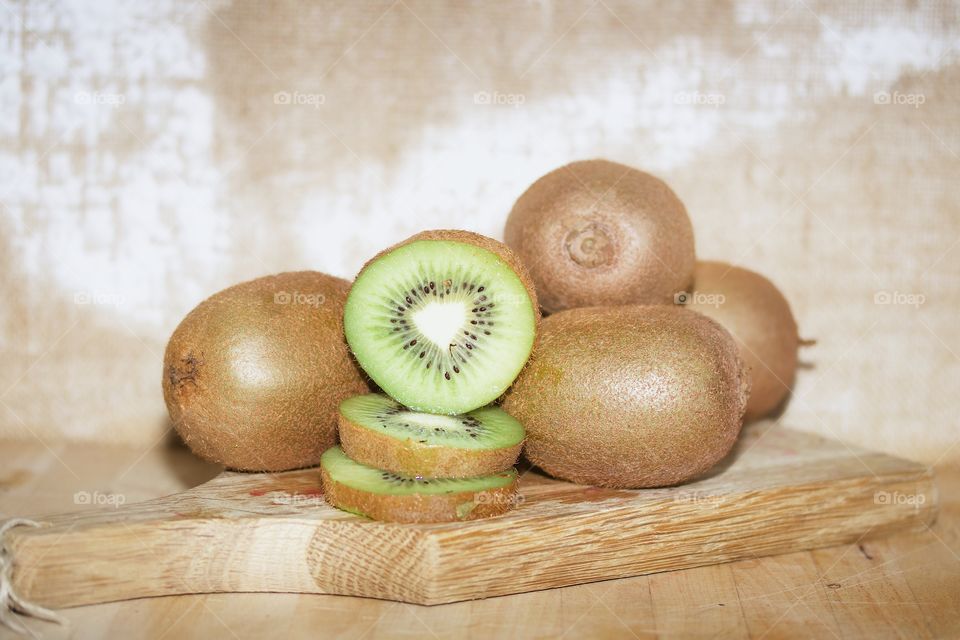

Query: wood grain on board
[5,423,937,609]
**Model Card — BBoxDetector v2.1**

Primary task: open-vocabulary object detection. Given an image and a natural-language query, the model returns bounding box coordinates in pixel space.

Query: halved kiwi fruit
[343,230,539,415]
[320,447,519,523]
[338,393,524,478]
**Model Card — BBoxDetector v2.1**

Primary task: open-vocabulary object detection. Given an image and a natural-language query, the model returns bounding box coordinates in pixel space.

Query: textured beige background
[1,0,958,465]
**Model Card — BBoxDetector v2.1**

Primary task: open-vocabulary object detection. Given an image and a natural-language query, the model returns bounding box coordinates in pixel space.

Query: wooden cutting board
[4,422,937,609]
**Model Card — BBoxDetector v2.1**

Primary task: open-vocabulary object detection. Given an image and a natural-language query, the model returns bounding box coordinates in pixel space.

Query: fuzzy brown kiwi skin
[502,305,749,489]
[162,272,369,472]
[337,411,523,478]
[504,159,695,314]
[352,229,541,327]
[320,466,519,523]
[686,261,799,422]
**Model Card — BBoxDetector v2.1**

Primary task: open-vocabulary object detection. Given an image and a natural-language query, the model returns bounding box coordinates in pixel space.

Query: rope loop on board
[0,519,67,638]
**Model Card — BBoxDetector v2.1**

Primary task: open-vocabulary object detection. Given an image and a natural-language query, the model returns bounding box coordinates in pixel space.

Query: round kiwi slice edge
[338,393,525,478]
[320,447,519,523]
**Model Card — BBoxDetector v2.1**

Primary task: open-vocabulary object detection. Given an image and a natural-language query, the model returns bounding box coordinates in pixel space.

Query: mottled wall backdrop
[1,0,958,464]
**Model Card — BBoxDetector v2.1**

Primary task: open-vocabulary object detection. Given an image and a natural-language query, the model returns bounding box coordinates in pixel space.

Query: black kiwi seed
[383,272,502,381]
[369,404,492,443]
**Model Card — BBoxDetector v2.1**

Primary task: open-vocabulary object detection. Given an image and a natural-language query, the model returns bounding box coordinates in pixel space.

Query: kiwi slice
[344,230,539,415]
[320,447,519,523]
[338,393,525,478]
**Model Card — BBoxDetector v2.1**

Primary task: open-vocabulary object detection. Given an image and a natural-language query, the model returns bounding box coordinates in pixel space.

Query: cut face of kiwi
[338,393,525,478]
[320,447,520,523]
[344,231,538,415]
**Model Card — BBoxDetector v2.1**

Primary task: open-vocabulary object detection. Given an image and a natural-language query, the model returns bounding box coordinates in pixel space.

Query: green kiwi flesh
[344,230,538,415]
[502,305,749,488]
[338,393,525,477]
[320,447,519,523]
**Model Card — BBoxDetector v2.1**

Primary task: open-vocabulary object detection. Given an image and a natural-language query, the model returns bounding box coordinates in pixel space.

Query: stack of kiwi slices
[321,231,540,524]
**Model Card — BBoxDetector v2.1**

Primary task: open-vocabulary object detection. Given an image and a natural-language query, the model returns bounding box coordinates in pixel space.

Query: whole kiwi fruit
[502,305,749,488]
[685,261,800,422]
[162,271,369,471]
[504,159,695,313]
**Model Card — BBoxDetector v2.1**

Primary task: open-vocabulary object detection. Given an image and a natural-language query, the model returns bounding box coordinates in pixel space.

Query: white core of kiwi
[411,301,468,349]
[400,411,473,433]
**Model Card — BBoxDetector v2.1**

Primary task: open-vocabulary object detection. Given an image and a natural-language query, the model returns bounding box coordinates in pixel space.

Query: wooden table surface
[1,438,958,639]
